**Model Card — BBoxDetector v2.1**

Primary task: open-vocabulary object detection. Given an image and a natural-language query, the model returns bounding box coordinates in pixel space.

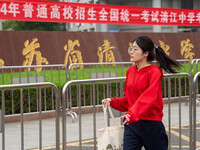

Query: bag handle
[103,105,117,128]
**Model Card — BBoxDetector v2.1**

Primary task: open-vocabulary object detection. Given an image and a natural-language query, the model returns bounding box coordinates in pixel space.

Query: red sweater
[110,65,164,123]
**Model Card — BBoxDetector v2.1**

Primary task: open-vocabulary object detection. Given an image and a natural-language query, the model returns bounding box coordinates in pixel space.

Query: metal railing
[62,77,125,150]
[162,59,190,100]
[0,59,195,149]
[0,82,60,150]
[68,59,190,80]
[189,59,200,106]
[192,72,200,150]
[0,64,67,85]
[0,60,191,118]
[62,72,193,150]
[0,70,197,149]
[68,62,133,80]
[66,60,191,122]
[164,73,192,150]
[0,64,67,114]
[191,59,200,75]
[67,62,132,122]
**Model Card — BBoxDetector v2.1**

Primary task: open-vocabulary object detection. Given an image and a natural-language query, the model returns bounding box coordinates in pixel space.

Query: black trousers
[123,120,168,150]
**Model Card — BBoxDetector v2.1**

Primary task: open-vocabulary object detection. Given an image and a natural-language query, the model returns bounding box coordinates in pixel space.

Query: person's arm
[110,96,129,112]
[109,67,133,112]
[102,68,131,112]
[126,69,162,123]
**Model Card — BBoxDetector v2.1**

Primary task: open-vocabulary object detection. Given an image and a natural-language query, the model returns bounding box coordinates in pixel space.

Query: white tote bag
[98,105,124,150]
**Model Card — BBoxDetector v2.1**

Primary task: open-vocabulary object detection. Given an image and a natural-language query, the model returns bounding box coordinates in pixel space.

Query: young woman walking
[102,36,181,150]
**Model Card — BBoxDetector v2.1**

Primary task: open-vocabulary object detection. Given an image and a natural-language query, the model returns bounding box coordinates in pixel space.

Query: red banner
[0,0,200,26]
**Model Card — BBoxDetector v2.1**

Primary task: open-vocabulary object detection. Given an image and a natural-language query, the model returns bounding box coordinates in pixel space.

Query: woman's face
[129,41,148,63]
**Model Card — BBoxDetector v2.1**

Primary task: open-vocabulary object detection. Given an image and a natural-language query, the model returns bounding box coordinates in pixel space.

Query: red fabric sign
[0,0,200,26]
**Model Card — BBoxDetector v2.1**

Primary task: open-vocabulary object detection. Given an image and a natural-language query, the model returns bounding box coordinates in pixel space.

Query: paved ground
[1,102,200,150]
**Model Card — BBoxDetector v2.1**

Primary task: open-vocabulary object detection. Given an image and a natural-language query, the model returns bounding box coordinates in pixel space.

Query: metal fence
[0,69,199,149]
[66,60,191,121]
[188,59,200,108]
[62,77,125,150]
[68,62,133,80]
[193,72,200,150]
[0,60,191,117]
[0,64,67,85]
[62,72,194,150]
[0,60,199,149]
[69,60,190,100]
[0,82,60,150]
[0,64,67,114]
[68,59,190,80]
[67,62,132,122]
[191,59,200,75]
[163,73,192,150]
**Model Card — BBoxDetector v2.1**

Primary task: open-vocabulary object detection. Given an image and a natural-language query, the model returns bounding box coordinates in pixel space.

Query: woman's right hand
[102,98,111,106]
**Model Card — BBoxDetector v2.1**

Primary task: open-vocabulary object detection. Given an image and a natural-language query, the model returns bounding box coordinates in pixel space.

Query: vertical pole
[39,87,42,150]
[62,86,67,150]
[55,84,60,150]
[20,88,24,150]
[2,90,5,150]
[93,83,97,150]
[192,74,196,150]
[78,84,82,150]
[168,77,171,150]
[178,77,182,150]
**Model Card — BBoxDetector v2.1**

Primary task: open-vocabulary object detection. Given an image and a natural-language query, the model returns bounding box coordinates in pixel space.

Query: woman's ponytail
[155,46,181,73]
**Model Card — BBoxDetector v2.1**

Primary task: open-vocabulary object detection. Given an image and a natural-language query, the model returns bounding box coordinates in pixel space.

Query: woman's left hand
[121,113,132,125]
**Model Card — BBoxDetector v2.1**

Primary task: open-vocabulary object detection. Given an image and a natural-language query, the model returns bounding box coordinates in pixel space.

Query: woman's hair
[133,36,181,73]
